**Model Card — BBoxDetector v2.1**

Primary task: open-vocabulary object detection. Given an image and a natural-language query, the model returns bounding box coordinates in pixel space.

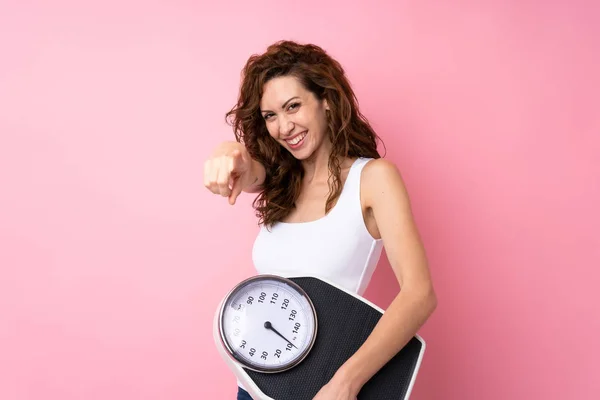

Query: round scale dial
[218,274,318,373]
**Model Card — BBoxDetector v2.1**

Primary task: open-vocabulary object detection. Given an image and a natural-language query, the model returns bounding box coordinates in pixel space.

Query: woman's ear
[323,98,330,111]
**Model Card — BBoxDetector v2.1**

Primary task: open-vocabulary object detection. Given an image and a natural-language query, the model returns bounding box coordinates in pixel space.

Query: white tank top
[237,158,383,390]
[251,157,384,296]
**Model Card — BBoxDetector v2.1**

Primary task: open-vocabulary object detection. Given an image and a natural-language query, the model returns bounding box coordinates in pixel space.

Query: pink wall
[1,1,598,399]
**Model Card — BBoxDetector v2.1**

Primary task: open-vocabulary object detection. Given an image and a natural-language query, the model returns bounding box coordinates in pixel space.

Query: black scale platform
[243,277,424,400]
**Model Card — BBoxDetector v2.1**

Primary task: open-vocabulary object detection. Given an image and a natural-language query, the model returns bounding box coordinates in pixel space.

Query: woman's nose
[278,117,294,136]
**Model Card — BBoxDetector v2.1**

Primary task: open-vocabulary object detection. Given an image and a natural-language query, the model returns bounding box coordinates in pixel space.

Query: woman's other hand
[203,141,264,205]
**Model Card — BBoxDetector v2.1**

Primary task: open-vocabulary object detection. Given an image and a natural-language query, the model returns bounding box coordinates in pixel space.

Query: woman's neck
[301,138,354,185]
[301,138,333,184]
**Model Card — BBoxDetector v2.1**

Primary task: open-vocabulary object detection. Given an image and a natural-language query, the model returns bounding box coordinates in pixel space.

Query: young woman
[204,40,437,400]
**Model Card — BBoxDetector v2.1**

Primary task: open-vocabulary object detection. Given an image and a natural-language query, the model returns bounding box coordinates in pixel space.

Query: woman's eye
[288,103,300,110]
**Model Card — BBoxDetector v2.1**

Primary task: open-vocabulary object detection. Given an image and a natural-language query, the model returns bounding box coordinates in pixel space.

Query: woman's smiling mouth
[285,131,307,148]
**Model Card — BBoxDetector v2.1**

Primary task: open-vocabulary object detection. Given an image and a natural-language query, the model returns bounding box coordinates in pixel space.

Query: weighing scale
[213,274,425,399]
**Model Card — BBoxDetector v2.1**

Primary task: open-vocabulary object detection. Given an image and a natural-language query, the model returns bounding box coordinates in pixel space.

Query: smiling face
[259,75,330,161]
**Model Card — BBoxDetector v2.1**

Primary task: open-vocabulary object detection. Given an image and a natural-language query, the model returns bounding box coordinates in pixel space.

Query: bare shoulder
[361,158,410,208]
[362,157,403,180]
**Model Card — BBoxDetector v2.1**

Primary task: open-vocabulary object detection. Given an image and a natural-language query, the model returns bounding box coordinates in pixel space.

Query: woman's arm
[244,157,266,194]
[314,158,437,399]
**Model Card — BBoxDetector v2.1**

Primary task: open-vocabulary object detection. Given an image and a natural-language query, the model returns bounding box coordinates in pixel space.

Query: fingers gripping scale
[213,274,426,400]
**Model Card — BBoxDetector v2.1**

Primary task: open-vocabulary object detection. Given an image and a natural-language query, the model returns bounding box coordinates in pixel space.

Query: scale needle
[264,321,298,349]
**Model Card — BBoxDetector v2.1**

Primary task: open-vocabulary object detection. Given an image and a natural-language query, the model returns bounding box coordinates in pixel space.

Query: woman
[204,40,437,400]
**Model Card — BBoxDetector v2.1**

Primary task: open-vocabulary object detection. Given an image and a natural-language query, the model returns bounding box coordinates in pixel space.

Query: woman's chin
[284,141,311,159]
[289,144,315,160]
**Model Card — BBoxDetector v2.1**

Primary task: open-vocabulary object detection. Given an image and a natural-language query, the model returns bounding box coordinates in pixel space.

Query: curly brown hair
[225,40,384,228]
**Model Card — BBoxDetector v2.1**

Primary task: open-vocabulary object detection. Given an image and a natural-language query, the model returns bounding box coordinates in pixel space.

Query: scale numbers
[218,275,317,373]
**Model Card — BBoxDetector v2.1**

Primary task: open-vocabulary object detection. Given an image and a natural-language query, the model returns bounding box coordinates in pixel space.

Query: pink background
[1,1,598,399]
